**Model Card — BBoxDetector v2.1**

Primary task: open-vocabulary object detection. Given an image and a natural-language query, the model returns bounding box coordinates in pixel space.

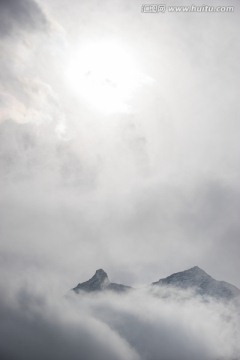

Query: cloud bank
[0,0,240,358]
[0,284,239,360]
[0,0,49,36]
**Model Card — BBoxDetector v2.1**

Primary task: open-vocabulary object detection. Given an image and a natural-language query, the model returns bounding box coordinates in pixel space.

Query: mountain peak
[152,266,240,299]
[190,265,205,272]
[72,269,131,294]
[191,266,201,271]
[186,266,209,276]
[72,269,110,293]
[95,269,108,280]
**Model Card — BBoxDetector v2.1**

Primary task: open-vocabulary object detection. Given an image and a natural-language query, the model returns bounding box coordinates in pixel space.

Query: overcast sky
[1,1,240,359]
[0,0,240,296]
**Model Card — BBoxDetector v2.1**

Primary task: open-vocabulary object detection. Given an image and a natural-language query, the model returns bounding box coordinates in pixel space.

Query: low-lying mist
[0,283,239,360]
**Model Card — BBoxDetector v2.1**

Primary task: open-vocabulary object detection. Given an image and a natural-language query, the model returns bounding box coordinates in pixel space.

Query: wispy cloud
[0,283,239,360]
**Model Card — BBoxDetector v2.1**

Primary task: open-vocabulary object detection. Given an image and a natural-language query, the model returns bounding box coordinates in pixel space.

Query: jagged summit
[189,265,205,272]
[94,269,109,281]
[152,266,240,300]
[72,267,240,300]
[72,269,131,294]
[176,266,211,278]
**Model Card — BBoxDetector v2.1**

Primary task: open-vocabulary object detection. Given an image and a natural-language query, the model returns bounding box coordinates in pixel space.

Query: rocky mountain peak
[190,266,203,272]
[95,269,108,281]
[188,266,208,274]
[152,266,240,300]
[72,267,240,300]
[72,269,131,294]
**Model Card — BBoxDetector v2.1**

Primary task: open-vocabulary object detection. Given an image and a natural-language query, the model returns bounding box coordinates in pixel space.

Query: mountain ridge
[72,269,131,293]
[152,266,240,300]
[72,266,240,300]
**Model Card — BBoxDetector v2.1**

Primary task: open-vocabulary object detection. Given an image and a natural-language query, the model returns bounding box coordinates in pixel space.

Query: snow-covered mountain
[72,269,131,293]
[152,266,240,300]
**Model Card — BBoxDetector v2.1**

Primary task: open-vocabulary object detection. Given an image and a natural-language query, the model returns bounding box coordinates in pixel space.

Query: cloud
[0,0,65,131]
[0,283,239,360]
[0,117,240,290]
[0,290,139,360]
[0,1,239,358]
[0,0,49,37]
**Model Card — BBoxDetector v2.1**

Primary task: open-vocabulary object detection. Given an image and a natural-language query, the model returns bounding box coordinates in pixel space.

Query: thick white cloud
[0,0,240,358]
[0,283,239,360]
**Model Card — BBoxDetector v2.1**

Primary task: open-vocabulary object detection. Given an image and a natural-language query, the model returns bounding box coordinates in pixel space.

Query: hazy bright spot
[66,40,146,114]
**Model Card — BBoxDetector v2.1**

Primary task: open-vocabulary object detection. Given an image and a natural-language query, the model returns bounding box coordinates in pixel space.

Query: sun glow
[66,40,143,114]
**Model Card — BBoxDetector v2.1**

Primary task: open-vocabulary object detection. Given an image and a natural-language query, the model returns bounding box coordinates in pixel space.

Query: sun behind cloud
[66,39,148,114]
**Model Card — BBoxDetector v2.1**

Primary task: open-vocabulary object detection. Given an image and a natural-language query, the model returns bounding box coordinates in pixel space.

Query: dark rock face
[72,267,240,300]
[152,266,240,300]
[72,269,131,294]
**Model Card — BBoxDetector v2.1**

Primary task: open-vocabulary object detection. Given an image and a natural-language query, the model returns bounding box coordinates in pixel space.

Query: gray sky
[1,1,240,359]
[0,0,240,296]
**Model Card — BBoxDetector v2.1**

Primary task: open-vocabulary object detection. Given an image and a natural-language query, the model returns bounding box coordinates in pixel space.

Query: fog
[0,283,240,360]
[0,0,240,359]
